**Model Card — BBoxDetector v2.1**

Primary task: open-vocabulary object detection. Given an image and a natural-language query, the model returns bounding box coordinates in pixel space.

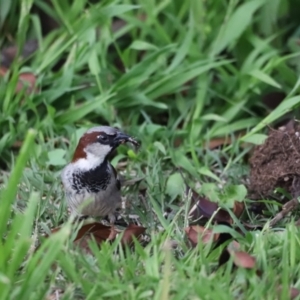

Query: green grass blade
[0,129,37,239]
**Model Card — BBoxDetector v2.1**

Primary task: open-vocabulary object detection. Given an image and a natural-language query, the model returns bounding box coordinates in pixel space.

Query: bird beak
[114,132,140,147]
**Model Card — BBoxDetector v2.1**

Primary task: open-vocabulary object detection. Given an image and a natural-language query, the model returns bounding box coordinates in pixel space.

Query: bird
[61,126,139,223]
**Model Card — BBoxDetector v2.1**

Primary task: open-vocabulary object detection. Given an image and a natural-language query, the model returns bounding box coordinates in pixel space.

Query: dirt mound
[249,121,300,200]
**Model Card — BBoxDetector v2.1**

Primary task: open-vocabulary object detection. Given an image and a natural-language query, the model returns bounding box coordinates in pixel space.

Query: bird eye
[98,134,108,142]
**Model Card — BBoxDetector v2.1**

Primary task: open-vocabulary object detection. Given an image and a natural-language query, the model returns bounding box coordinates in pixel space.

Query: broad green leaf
[101,4,140,18]
[88,47,101,75]
[0,0,11,26]
[198,167,221,183]
[113,46,173,90]
[130,40,158,51]
[165,173,185,200]
[172,151,197,177]
[242,133,268,145]
[201,114,227,122]
[221,184,247,205]
[249,69,281,89]
[55,93,113,124]
[212,118,260,137]
[147,60,231,99]
[200,183,220,202]
[144,124,165,136]
[47,149,67,166]
[166,17,194,73]
[211,0,265,55]
[154,141,166,155]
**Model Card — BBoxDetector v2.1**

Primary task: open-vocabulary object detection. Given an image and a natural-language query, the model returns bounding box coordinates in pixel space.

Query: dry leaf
[289,287,300,300]
[230,251,256,269]
[74,222,112,242]
[277,286,300,300]
[16,72,37,94]
[189,190,232,224]
[227,240,241,252]
[0,68,37,95]
[206,131,247,150]
[72,223,113,253]
[1,40,38,67]
[188,189,244,225]
[121,223,146,246]
[207,137,232,149]
[0,66,7,76]
[185,225,219,247]
[226,241,256,269]
[50,222,146,253]
[233,201,245,218]
[219,241,256,269]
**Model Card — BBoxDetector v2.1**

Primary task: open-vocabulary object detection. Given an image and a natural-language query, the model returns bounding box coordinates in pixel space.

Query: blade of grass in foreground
[0,129,37,239]
[17,225,71,300]
[0,192,39,300]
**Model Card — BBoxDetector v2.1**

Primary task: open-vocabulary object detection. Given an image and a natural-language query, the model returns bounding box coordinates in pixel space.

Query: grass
[1,0,300,299]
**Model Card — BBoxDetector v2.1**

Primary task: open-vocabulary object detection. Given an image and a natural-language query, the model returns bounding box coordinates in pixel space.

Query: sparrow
[61,126,139,223]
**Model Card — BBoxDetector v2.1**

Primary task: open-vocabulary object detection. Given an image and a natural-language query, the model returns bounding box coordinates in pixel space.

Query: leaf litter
[0,40,38,95]
[51,222,146,254]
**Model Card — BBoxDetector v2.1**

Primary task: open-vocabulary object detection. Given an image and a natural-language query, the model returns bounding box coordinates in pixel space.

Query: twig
[269,198,299,227]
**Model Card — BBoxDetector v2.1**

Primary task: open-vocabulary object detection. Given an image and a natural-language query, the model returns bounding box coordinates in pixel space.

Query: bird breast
[61,161,121,217]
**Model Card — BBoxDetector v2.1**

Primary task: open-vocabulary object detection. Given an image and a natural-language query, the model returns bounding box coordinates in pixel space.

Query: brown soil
[249,120,300,201]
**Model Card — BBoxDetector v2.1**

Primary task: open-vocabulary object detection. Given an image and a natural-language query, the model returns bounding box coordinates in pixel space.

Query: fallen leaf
[188,189,244,225]
[74,223,112,242]
[0,66,7,76]
[50,222,146,253]
[203,130,248,150]
[219,241,256,269]
[233,201,245,218]
[226,241,256,269]
[189,191,232,224]
[73,223,116,254]
[185,225,219,247]
[121,223,146,246]
[277,286,300,300]
[227,240,241,252]
[289,287,300,300]
[0,68,37,95]
[230,251,256,269]
[207,137,232,149]
[16,72,37,94]
[1,40,38,67]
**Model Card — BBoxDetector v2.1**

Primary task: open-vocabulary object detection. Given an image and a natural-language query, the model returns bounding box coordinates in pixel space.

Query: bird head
[71,126,139,169]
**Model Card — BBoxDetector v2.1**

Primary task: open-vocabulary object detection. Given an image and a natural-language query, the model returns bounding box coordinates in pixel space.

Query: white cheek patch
[91,144,112,163]
[74,144,112,170]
